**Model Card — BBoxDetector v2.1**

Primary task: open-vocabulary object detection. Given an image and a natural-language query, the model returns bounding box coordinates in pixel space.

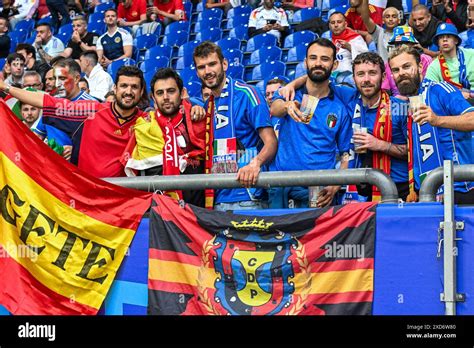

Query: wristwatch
[4,83,11,94]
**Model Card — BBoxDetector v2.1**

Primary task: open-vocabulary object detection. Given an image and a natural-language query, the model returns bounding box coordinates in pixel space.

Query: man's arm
[359,0,377,33]
[119,14,147,27]
[206,0,230,9]
[60,47,73,58]
[414,106,474,131]
[237,127,278,187]
[352,132,408,159]
[0,80,44,107]
[114,45,133,60]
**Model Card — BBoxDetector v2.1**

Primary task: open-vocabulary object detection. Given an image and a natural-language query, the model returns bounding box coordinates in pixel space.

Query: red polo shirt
[118,0,147,22]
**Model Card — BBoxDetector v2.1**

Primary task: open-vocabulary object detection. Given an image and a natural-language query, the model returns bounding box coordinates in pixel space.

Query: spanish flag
[149,195,376,315]
[0,101,152,315]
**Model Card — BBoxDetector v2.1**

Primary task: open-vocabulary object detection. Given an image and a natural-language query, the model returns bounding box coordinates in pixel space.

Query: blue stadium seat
[0,58,6,71]
[25,34,36,45]
[163,30,189,47]
[184,1,193,21]
[88,12,104,24]
[56,31,72,46]
[223,49,244,65]
[197,8,223,21]
[250,61,286,81]
[229,24,249,41]
[249,46,282,65]
[196,1,204,12]
[107,58,136,81]
[327,0,349,9]
[37,16,52,25]
[15,19,35,32]
[227,5,252,19]
[195,27,222,41]
[292,7,321,24]
[94,1,115,14]
[327,5,349,19]
[246,34,277,52]
[87,20,106,35]
[216,37,240,51]
[284,31,317,48]
[58,23,73,35]
[136,22,162,37]
[141,56,169,73]
[227,63,244,80]
[164,21,190,36]
[8,31,28,45]
[286,42,309,62]
[226,13,249,30]
[145,44,173,60]
[295,61,306,78]
[185,80,202,98]
[179,66,200,83]
[144,70,155,94]
[177,40,200,58]
[194,16,220,33]
[255,80,265,96]
[134,33,159,61]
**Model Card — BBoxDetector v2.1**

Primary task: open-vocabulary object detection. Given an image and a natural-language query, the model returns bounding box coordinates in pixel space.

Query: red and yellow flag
[0,101,152,315]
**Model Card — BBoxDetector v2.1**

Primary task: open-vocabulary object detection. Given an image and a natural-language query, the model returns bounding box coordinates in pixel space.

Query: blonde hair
[388,44,421,65]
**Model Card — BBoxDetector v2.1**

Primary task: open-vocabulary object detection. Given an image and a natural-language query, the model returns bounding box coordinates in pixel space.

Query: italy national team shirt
[422,81,474,192]
[96,28,133,61]
[348,95,409,183]
[207,78,273,204]
[41,94,145,177]
[272,85,352,172]
[32,90,98,147]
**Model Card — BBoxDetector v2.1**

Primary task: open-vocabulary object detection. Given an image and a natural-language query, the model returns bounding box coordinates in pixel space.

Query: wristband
[4,84,11,94]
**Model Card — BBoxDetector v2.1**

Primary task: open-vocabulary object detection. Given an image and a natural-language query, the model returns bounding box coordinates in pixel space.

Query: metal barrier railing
[419,164,474,202]
[104,168,399,203]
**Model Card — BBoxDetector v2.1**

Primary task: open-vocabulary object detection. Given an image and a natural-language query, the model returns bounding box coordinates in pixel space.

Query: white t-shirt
[37,36,65,61]
[371,25,393,62]
[335,35,368,73]
[248,6,289,41]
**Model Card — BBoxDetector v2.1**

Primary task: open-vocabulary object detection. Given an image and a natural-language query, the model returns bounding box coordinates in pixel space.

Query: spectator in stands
[345,0,383,31]
[78,77,89,93]
[359,0,400,62]
[0,0,19,21]
[410,4,441,57]
[265,77,287,106]
[4,53,26,87]
[5,0,35,29]
[425,23,474,100]
[205,0,231,13]
[22,70,44,90]
[430,0,468,33]
[148,0,186,26]
[329,12,369,78]
[117,0,147,35]
[32,58,98,160]
[34,23,65,64]
[46,0,71,32]
[44,67,55,92]
[61,16,99,60]
[123,68,206,206]
[382,26,433,96]
[270,38,352,208]
[193,41,277,211]
[350,52,409,201]
[16,43,51,81]
[20,101,41,129]
[96,8,133,68]
[67,0,86,18]
[26,0,52,20]
[248,0,289,45]
[0,65,148,177]
[389,45,474,203]
[281,0,313,11]
[0,17,10,58]
[201,85,212,101]
[79,51,114,101]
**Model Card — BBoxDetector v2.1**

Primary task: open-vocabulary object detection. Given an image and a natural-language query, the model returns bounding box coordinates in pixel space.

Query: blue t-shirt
[209,78,273,204]
[424,81,474,192]
[272,85,352,171]
[33,91,98,146]
[348,95,409,183]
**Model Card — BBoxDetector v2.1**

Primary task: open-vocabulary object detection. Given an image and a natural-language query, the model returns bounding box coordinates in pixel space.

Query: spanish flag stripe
[305,291,373,305]
[0,101,151,230]
[149,259,373,294]
[148,279,195,294]
[0,154,134,310]
[149,248,203,267]
[0,245,96,315]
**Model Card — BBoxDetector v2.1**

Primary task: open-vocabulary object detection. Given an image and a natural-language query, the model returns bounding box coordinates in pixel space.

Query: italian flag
[214,138,237,156]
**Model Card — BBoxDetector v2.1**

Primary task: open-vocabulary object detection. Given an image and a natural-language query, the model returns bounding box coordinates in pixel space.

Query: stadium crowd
[0,0,474,209]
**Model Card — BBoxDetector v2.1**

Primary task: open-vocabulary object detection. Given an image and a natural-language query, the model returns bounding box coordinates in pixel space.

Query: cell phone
[267,19,277,25]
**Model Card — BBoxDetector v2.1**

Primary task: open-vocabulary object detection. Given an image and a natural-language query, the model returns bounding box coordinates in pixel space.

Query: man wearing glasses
[22,71,44,91]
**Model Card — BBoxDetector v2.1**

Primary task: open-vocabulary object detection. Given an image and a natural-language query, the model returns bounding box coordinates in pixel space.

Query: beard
[202,68,225,90]
[307,65,332,83]
[158,102,180,117]
[116,93,140,110]
[396,73,421,96]
[358,81,381,100]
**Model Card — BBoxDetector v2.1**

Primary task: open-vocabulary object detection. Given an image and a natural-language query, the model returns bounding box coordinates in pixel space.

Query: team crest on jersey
[132,11,138,17]
[326,113,337,128]
[115,37,122,43]
[198,224,299,315]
